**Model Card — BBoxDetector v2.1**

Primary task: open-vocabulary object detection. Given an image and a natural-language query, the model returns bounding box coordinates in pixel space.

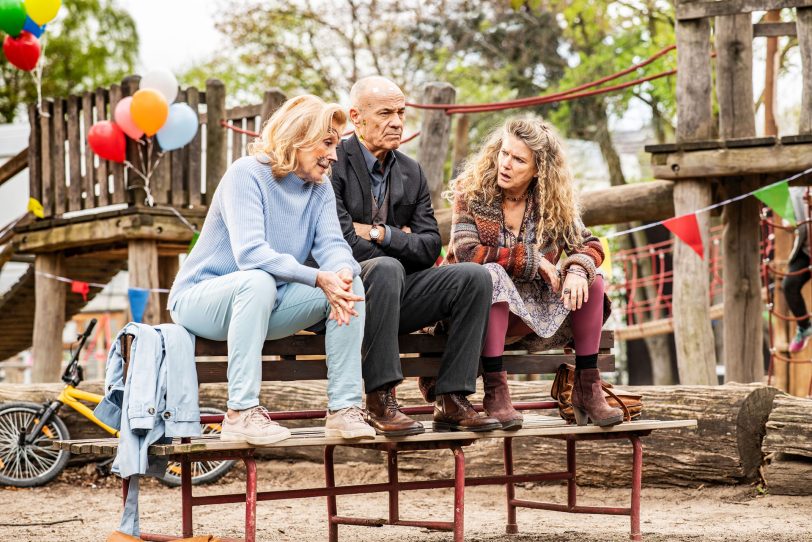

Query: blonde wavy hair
[447,117,582,249]
[248,94,347,180]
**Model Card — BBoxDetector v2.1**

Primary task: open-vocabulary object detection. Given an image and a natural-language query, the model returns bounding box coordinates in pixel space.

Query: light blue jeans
[170,270,365,412]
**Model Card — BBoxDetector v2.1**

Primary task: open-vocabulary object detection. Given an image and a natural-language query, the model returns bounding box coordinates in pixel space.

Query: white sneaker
[325,406,376,439]
[220,406,291,446]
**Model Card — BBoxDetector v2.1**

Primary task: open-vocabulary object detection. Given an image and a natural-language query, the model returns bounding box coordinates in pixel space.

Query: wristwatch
[369,225,381,242]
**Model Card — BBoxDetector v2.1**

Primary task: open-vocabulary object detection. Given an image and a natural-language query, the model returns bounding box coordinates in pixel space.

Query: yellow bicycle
[0,319,234,487]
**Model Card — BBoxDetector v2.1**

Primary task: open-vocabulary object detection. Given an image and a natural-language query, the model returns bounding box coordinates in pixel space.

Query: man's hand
[353,222,374,241]
[401,225,412,234]
[316,270,363,326]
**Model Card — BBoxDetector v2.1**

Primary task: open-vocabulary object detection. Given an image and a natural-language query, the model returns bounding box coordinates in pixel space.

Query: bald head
[350,76,404,110]
[349,76,406,159]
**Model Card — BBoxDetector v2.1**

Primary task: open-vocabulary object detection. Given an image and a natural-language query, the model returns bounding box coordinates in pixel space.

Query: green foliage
[0,0,139,122]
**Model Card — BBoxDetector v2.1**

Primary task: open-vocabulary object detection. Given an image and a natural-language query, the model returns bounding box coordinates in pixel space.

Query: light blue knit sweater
[168,155,361,309]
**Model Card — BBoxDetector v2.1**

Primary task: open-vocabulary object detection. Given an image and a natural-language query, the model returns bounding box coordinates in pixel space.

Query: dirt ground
[1,458,810,542]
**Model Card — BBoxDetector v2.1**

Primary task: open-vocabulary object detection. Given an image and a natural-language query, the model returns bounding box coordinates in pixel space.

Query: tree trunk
[762,395,812,495]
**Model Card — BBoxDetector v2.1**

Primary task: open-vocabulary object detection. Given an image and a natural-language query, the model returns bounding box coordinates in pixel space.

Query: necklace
[503,191,528,202]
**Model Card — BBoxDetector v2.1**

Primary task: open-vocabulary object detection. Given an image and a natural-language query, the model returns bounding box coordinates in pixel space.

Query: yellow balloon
[24,0,61,26]
[130,89,169,137]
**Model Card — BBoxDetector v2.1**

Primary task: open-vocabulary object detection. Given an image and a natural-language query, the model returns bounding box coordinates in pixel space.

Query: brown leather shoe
[417,376,437,402]
[434,393,502,432]
[571,368,623,427]
[365,387,425,436]
[482,371,523,430]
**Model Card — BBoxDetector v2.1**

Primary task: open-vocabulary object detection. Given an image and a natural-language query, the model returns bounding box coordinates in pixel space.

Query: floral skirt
[484,263,610,352]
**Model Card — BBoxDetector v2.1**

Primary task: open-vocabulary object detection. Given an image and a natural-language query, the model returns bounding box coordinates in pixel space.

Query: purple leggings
[483,275,605,357]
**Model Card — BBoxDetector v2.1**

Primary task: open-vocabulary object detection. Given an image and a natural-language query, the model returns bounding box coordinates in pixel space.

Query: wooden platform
[51,416,698,455]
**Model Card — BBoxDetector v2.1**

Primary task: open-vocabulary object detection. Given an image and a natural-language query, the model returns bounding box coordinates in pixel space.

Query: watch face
[370,227,380,239]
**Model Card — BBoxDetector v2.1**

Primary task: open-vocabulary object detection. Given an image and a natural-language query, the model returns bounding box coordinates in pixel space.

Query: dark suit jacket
[331,135,441,274]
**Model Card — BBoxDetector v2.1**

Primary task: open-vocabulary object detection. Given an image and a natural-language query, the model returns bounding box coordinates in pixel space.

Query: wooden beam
[260,89,286,125]
[580,180,675,225]
[129,239,161,325]
[670,9,718,385]
[798,8,812,134]
[615,303,724,341]
[0,148,28,188]
[14,213,197,253]
[417,82,456,209]
[677,0,812,21]
[717,13,763,384]
[158,255,179,324]
[651,142,812,179]
[205,79,228,199]
[754,21,798,37]
[31,253,66,382]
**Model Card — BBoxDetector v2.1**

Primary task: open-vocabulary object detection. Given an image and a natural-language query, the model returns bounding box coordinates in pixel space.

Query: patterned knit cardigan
[444,193,604,285]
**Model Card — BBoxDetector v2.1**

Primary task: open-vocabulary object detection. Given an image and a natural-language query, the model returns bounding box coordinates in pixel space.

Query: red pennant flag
[71,280,90,301]
[663,214,704,259]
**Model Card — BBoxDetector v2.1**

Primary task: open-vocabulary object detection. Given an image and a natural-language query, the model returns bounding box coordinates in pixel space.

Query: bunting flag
[128,288,150,323]
[754,181,796,225]
[663,214,704,259]
[27,197,44,219]
[71,280,90,302]
[188,231,200,252]
[435,245,447,267]
[599,237,612,277]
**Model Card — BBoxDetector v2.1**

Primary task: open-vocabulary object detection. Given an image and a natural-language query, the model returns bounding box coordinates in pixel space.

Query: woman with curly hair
[444,117,623,427]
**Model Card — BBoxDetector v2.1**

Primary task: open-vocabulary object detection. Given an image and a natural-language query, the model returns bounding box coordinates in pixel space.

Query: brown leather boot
[417,376,437,402]
[364,387,425,436]
[570,368,623,427]
[434,393,502,432]
[482,371,523,430]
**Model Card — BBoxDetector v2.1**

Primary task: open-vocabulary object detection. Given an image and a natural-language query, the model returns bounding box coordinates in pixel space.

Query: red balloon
[3,31,41,72]
[88,121,126,164]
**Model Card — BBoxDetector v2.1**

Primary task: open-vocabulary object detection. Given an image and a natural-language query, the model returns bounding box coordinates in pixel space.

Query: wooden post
[27,104,41,208]
[205,79,227,201]
[671,13,718,384]
[158,255,180,324]
[451,113,470,178]
[260,89,287,125]
[798,7,812,133]
[122,76,143,206]
[717,13,762,384]
[417,82,455,208]
[128,240,161,325]
[763,10,781,136]
[31,254,66,383]
[185,86,203,207]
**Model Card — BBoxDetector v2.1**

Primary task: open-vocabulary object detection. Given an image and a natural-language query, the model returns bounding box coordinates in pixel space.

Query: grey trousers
[359,256,492,395]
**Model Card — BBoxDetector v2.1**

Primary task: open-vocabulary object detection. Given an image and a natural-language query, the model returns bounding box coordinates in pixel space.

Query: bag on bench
[550,363,643,423]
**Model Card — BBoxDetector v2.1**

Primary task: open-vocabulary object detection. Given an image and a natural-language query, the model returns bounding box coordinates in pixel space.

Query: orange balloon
[130,89,169,136]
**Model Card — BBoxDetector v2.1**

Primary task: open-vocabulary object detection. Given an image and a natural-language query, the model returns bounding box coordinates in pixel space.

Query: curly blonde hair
[447,117,582,249]
[248,94,347,181]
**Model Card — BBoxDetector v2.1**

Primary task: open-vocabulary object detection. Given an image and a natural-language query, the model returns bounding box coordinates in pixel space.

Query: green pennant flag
[440,246,447,258]
[188,231,200,252]
[754,181,796,225]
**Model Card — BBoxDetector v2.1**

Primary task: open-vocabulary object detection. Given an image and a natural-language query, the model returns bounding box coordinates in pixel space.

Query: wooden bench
[52,330,696,542]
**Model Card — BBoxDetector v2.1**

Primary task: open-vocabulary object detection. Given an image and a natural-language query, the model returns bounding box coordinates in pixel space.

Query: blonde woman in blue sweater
[169,95,375,444]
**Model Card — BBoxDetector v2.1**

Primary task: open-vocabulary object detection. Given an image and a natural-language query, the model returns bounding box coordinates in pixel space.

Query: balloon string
[33,34,49,118]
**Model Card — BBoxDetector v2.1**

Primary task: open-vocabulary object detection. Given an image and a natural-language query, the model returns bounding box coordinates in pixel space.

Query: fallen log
[762,395,812,495]
[1,380,778,487]
[434,180,676,244]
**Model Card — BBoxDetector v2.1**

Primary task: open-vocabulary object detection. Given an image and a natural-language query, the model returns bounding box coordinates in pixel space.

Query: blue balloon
[22,16,45,38]
[156,103,198,152]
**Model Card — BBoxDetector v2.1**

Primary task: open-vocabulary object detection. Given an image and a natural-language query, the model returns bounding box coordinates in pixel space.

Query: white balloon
[140,69,179,104]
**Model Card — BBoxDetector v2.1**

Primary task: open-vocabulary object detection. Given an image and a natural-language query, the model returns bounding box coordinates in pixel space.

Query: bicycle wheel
[158,407,236,487]
[0,402,71,487]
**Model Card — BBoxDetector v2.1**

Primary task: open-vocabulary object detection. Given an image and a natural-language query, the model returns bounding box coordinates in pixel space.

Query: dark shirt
[359,141,397,246]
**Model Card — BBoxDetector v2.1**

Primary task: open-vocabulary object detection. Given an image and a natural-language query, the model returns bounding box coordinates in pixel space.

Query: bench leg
[181,454,193,538]
[630,436,643,541]
[452,445,465,542]
[244,455,258,542]
[324,445,338,542]
[387,449,399,524]
[567,437,577,509]
[503,437,518,534]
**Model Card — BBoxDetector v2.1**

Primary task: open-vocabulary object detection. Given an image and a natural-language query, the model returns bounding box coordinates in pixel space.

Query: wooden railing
[24,78,288,220]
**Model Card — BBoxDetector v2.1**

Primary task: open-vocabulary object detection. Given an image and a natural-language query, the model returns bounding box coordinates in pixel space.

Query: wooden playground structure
[0,0,810,398]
